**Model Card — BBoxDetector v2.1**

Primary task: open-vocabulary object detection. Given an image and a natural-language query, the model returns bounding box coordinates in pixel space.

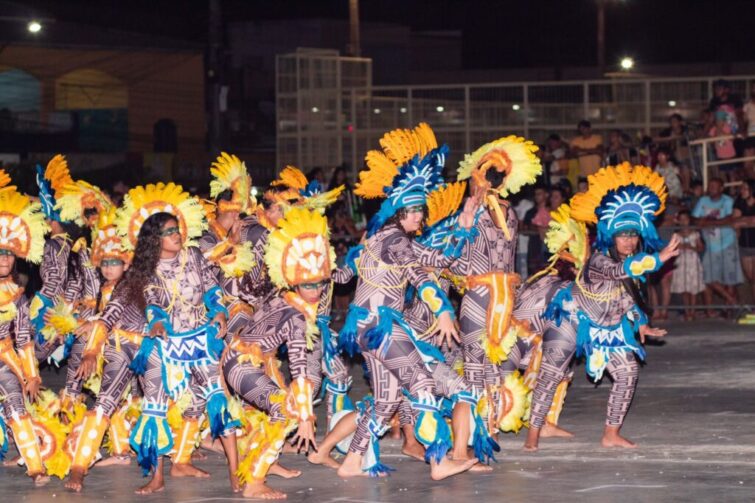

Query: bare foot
[96,456,131,467]
[430,457,478,481]
[401,441,425,462]
[242,481,287,499]
[65,468,85,492]
[337,452,384,478]
[200,436,225,455]
[135,475,164,495]
[523,426,541,452]
[34,474,50,487]
[3,455,20,467]
[307,450,340,469]
[268,462,302,478]
[541,422,574,438]
[601,429,637,449]
[229,472,241,493]
[170,462,210,478]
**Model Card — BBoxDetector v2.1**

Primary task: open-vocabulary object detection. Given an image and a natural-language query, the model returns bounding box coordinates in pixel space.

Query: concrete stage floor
[1,320,753,502]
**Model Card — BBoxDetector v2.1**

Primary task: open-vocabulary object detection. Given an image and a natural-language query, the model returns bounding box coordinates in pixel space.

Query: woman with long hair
[113,184,238,495]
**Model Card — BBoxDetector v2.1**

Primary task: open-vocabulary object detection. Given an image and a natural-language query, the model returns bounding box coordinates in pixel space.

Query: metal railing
[688,134,755,188]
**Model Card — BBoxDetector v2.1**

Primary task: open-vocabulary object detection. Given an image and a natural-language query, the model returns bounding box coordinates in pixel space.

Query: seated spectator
[692,177,743,317]
[570,120,603,178]
[606,129,633,165]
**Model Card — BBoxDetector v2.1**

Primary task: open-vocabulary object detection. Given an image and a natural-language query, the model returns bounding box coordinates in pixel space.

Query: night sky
[13,0,755,68]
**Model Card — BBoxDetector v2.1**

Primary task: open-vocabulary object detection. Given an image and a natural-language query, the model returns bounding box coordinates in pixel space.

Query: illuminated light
[311,107,319,113]
[512,104,521,111]
[400,107,407,113]
[620,57,634,70]
[668,100,677,107]
[27,21,42,33]
[436,106,445,112]
[373,108,381,114]
[251,187,258,197]
[347,124,354,132]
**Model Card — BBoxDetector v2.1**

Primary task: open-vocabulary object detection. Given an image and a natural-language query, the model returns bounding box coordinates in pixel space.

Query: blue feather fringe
[129,336,157,376]
[206,391,239,439]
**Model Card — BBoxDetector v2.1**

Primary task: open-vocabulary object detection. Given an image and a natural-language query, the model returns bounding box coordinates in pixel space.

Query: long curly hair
[119,212,177,310]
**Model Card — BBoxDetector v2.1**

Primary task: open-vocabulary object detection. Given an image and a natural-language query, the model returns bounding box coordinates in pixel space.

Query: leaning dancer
[525,163,680,450]
[223,206,334,499]
[65,207,142,491]
[334,123,479,480]
[0,178,51,486]
[113,183,238,494]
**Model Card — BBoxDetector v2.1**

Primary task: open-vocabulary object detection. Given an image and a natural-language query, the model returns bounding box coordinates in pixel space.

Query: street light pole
[597,0,606,76]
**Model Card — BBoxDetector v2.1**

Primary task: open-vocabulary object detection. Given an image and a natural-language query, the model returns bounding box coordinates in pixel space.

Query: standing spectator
[523,185,550,273]
[570,120,604,178]
[692,177,743,317]
[548,186,566,212]
[656,113,695,191]
[307,166,327,186]
[513,192,534,279]
[541,134,569,188]
[708,111,738,182]
[670,210,705,321]
[708,79,745,138]
[733,180,755,303]
[742,89,755,179]
[605,129,633,165]
[655,147,684,202]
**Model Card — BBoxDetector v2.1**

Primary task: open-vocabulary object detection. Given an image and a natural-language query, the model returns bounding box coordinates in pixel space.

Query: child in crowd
[709,111,737,182]
[670,209,705,321]
[654,147,683,202]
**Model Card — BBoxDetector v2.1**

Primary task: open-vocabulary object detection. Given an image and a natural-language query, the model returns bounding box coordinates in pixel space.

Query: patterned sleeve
[99,284,128,331]
[587,252,661,282]
[286,315,310,381]
[78,247,101,319]
[39,238,68,299]
[192,247,221,294]
[14,296,32,349]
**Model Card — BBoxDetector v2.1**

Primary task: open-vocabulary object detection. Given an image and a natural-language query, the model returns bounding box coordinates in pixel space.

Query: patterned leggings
[223,350,286,422]
[348,325,436,455]
[95,341,139,417]
[528,322,640,428]
[0,364,26,418]
[458,287,501,390]
[65,336,86,399]
[397,359,470,427]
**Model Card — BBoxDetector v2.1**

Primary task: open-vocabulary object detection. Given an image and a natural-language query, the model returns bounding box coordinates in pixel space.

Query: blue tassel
[0,416,7,460]
[425,439,453,464]
[203,286,229,320]
[31,293,54,343]
[133,417,158,476]
[338,305,368,357]
[62,333,75,360]
[344,244,363,274]
[366,199,396,238]
[318,316,337,373]
[206,322,225,361]
[472,415,500,464]
[367,462,395,477]
[364,313,392,350]
[543,286,572,326]
[129,337,157,376]
[206,391,239,439]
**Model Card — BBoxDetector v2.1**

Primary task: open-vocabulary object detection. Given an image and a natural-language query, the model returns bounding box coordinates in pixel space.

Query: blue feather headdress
[35,164,61,222]
[355,123,448,237]
[570,163,668,253]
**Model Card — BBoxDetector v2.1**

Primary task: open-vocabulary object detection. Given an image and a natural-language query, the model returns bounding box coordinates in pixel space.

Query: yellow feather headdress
[265,206,335,289]
[45,154,112,226]
[210,152,255,214]
[0,186,49,263]
[0,169,15,191]
[527,203,590,284]
[264,165,308,205]
[91,206,131,267]
[457,135,541,198]
[355,122,438,199]
[116,183,207,250]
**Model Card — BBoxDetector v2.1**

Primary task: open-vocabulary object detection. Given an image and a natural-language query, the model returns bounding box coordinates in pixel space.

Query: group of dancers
[0,122,679,499]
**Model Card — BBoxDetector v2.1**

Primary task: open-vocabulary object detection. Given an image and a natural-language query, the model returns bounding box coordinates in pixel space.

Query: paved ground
[2,320,753,502]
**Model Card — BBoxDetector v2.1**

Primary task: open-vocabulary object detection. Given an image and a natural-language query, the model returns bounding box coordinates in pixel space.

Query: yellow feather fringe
[218,241,256,278]
[426,181,467,227]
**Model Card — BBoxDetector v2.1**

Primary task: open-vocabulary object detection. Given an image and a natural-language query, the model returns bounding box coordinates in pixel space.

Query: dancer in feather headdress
[524,163,679,451]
